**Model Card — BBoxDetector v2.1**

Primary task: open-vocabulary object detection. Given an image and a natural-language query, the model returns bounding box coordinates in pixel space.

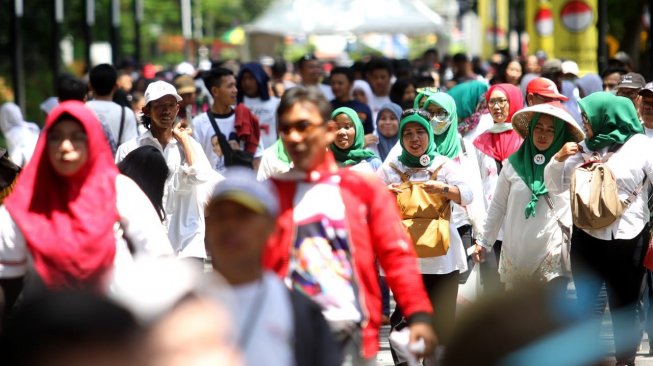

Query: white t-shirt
[233,272,294,366]
[0,175,173,279]
[87,100,139,146]
[192,111,265,174]
[257,144,292,181]
[243,96,280,150]
[367,94,392,125]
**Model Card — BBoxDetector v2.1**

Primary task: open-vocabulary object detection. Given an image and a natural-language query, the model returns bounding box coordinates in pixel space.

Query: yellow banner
[552,0,598,74]
[479,0,509,59]
[525,0,555,57]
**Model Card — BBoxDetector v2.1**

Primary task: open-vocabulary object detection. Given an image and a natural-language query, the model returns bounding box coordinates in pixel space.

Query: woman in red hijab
[472,83,524,268]
[0,101,171,312]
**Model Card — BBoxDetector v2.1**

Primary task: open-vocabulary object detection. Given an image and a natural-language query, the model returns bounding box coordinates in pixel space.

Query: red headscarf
[5,101,119,289]
[473,83,524,161]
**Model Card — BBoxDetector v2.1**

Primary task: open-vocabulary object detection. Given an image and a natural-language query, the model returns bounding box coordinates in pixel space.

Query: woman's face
[47,119,89,176]
[402,84,416,103]
[425,102,450,134]
[532,114,556,151]
[488,90,510,123]
[402,122,429,157]
[352,88,368,105]
[377,110,399,138]
[505,61,522,85]
[333,113,356,150]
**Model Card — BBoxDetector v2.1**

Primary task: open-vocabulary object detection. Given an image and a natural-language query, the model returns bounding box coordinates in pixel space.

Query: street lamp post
[110,0,121,65]
[84,0,95,71]
[11,0,26,111]
[134,0,143,68]
[53,0,64,87]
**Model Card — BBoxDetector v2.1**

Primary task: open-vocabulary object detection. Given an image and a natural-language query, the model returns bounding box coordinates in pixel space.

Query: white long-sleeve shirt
[116,131,222,258]
[0,174,173,279]
[479,161,570,283]
[377,156,472,274]
[546,133,653,241]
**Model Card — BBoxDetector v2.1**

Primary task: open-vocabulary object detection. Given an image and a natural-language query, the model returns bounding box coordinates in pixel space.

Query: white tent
[245,0,444,36]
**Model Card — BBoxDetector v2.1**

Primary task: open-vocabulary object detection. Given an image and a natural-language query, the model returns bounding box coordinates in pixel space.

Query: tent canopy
[245,0,444,36]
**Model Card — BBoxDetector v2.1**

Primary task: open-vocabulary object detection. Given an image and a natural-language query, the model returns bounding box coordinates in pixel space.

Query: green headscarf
[578,92,643,151]
[272,139,291,164]
[508,114,573,218]
[423,92,461,159]
[448,81,489,120]
[330,107,377,166]
[398,111,438,168]
[413,88,439,109]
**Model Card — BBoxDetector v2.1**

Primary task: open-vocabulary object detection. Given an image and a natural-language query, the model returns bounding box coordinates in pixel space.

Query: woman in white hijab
[0,102,40,167]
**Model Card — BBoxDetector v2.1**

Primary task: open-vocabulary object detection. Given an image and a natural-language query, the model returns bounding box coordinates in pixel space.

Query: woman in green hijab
[423,92,488,276]
[377,109,472,356]
[548,92,651,365]
[448,80,490,138]
[423,92,461,159]
[330,107,382,172]
[473,102,584,292]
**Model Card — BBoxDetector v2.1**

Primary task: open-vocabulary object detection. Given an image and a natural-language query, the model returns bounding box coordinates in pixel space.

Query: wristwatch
[442,185,449,194]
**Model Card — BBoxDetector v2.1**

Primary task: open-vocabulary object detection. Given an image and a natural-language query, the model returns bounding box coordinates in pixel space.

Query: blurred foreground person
[0,101,172,316]
[1,290,142,366]
[206,168,341,366]
[444,280,608,366]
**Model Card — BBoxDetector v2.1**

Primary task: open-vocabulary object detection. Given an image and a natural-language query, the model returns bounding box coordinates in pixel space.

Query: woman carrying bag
[377,109,473,362]
[545,92,653,366]
[472,102,584,293]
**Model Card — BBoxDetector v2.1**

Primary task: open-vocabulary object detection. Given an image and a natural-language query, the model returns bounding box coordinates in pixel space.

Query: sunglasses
[278,120,325,137]
[402,108,433,121]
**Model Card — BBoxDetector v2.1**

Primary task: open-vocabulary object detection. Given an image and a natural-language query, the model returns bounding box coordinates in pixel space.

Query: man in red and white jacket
[263,87,436,364]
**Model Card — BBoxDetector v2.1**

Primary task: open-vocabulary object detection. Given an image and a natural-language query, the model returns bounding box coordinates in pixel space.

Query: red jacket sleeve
[350,172,434,322]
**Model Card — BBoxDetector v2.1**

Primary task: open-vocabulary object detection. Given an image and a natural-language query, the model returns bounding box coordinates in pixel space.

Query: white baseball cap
[144,80,182,105]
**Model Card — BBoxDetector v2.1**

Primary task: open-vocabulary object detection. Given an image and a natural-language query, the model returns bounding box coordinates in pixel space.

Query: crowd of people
[1,48,653,366]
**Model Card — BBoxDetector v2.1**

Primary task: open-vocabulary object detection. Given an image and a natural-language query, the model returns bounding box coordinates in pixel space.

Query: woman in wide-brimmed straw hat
[472,102,584,293]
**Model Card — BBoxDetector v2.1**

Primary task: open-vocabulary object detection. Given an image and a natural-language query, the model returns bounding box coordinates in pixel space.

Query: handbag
[206,112,254,169]
[389,163,451,258]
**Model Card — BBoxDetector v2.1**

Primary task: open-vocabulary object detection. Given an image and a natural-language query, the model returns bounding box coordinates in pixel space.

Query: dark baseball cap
[616,72,646,90]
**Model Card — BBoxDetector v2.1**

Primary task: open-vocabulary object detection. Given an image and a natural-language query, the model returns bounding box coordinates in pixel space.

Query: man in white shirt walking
[116,81,219,260]
[193,67,263,173]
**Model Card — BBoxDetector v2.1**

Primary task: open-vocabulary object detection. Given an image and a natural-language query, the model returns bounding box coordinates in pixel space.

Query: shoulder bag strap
[430,162,447,180]
[543,193,568,231]
[206,112,234,165]
[624,177,647,207]
[118,106,126,144]
[388,163,410,183]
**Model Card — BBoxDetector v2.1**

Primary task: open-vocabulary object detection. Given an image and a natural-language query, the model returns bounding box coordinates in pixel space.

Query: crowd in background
[1,47,653,366]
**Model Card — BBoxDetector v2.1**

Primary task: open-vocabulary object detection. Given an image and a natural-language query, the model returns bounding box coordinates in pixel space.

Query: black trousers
[390,271,460,364]
[570,225,649,365]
